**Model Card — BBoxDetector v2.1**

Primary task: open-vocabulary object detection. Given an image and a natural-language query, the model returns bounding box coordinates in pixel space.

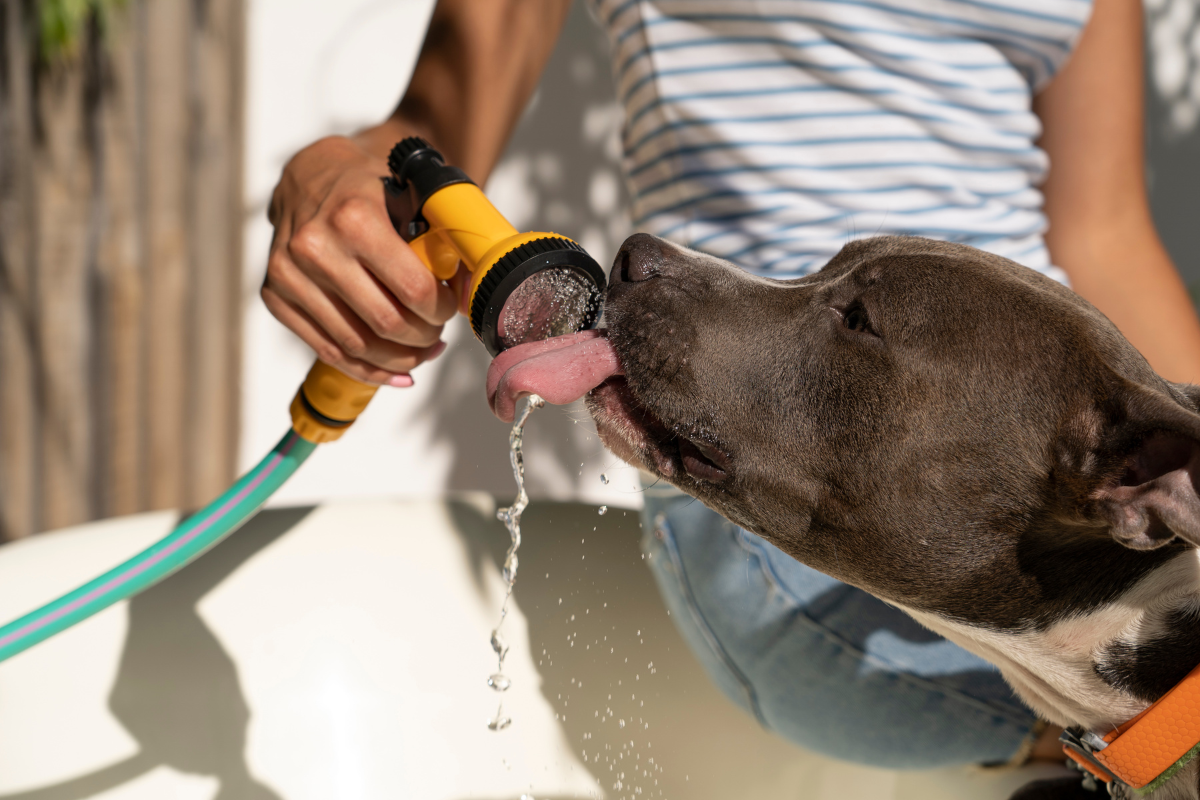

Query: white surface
[0,513,173,792]
[0,498,595,799]
[0,498,1068,799]
[199,499,593,800]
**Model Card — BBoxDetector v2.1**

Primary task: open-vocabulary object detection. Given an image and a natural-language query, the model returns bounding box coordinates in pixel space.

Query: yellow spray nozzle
[290,137,605,444]
[385,137,606,356]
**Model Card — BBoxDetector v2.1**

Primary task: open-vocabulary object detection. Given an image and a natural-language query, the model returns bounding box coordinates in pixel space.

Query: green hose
[0,429,315,663]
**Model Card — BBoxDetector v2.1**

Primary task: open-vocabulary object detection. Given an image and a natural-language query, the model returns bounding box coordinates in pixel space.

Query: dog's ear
[1091,382,1200,550]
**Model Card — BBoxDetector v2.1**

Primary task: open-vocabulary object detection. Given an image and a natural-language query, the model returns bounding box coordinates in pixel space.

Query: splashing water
[487,393,545,732]
[497,269,602,351]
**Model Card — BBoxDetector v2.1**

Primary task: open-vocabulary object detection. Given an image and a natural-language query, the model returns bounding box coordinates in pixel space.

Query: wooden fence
[0,0,245,540]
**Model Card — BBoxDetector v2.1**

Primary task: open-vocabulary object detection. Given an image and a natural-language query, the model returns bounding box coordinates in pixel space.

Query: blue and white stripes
[588,0,1093,282]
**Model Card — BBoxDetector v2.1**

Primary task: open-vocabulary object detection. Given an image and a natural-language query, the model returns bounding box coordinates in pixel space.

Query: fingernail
[428,341,448,361]
[387,374,414,388]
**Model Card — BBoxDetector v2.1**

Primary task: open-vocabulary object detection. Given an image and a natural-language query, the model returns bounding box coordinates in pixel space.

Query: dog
[491,233,1200,800]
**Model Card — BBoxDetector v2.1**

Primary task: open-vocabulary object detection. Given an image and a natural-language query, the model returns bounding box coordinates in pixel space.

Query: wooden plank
[34,55,98,531]
[141,0,190,511]
[0,0,245,538]
[95,2,147,517]
[184,0,244,507]
[0,0,41,540]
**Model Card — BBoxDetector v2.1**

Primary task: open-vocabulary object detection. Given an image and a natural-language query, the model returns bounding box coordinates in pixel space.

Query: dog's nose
[613,233,665,283]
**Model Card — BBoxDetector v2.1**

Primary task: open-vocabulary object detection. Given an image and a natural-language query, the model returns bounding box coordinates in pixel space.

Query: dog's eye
[843,306,870,333]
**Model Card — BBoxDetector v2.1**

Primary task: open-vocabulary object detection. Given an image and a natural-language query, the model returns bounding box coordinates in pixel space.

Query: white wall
[240,0,641,509]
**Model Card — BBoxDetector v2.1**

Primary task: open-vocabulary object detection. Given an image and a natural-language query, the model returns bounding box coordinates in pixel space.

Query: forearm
[354,0,571,184]
[1033,0,1200,385]
[1048,214,1200,385]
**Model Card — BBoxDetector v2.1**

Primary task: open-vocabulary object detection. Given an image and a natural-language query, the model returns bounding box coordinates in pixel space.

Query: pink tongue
[487,330,622,422]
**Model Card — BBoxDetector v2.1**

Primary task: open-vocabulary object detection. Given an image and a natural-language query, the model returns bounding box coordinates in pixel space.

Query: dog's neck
[896,548,1200,735]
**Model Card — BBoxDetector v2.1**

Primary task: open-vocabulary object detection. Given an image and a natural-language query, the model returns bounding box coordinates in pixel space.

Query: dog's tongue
[487,330,622,422]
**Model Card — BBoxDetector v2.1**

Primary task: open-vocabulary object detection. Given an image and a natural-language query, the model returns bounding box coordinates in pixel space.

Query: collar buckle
[1060,728,1129,796]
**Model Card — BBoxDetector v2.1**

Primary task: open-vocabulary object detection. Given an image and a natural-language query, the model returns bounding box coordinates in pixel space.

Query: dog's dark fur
[588,233,1200,799]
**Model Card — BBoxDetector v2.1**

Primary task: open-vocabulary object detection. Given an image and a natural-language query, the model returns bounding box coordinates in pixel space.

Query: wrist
[351,116,438,162]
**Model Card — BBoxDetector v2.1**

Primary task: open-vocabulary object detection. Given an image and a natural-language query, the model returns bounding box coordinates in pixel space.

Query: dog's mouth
[486,331,732,485]
[587,377,732,486]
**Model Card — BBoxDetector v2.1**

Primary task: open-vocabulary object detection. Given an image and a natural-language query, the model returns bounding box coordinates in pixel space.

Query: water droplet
[488,673,512,692]
[600,473,609,485]
[502,552,519,586]
[598,505,608,515]
[619,719,626,728]
[490,630,508,660]
[488,716,513,731]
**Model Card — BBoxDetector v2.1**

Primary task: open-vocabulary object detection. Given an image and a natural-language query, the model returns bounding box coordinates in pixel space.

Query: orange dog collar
[1062,661,1200,793]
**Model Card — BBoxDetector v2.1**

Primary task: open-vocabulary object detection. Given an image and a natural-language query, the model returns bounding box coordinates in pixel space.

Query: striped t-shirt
[587,0,1094,283]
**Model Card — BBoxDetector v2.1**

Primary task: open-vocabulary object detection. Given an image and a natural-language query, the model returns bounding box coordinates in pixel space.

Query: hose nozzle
[290,137,605,443]
[384,137,606,356]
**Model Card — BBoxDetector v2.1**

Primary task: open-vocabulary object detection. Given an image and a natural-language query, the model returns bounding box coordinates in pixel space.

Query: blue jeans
[640,480,1040,769]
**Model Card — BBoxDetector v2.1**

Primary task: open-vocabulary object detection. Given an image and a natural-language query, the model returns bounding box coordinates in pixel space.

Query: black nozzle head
[471,237,607,357]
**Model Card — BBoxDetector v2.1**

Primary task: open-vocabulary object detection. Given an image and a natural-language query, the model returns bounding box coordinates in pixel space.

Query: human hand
[263,134,467,386]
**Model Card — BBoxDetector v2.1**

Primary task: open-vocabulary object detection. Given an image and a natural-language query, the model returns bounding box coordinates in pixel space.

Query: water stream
[487,393,545,732]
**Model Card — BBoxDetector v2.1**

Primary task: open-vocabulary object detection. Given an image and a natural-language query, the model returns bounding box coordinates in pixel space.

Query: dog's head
[589,234,1200,627]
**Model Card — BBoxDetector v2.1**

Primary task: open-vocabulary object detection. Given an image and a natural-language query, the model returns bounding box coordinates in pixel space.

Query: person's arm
[263,0,572,385]
[1034,0,1200,384]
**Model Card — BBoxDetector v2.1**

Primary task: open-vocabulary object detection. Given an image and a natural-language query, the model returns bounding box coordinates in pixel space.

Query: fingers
[323,196,460,327]
[284,219,446,349]
[262,136,464,381]
[262,278,443,386]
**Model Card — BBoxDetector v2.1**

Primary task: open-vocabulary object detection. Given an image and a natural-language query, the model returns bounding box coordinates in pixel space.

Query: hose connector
[289,361,380,443]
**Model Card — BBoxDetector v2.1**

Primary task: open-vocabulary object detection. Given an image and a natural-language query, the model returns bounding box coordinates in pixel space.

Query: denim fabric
[640,480,1039,769]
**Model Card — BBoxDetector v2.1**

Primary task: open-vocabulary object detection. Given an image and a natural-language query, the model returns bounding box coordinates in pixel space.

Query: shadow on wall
[0,507,313,800]
[1145,0,1200,290]
[419,1,631,499]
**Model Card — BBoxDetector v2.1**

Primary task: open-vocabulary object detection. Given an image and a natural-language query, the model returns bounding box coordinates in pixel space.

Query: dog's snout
[613,232,665,283]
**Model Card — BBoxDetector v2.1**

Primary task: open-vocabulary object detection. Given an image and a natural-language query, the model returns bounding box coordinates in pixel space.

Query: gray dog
[485,233,1200,799]
[578,234,1200,800]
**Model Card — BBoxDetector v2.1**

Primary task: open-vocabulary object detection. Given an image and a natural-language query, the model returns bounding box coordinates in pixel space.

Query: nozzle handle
[384,137,473,243]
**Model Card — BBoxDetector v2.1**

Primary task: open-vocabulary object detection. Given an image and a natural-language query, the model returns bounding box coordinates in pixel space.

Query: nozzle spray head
[474,235,605,355]
[385,137,606,356]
